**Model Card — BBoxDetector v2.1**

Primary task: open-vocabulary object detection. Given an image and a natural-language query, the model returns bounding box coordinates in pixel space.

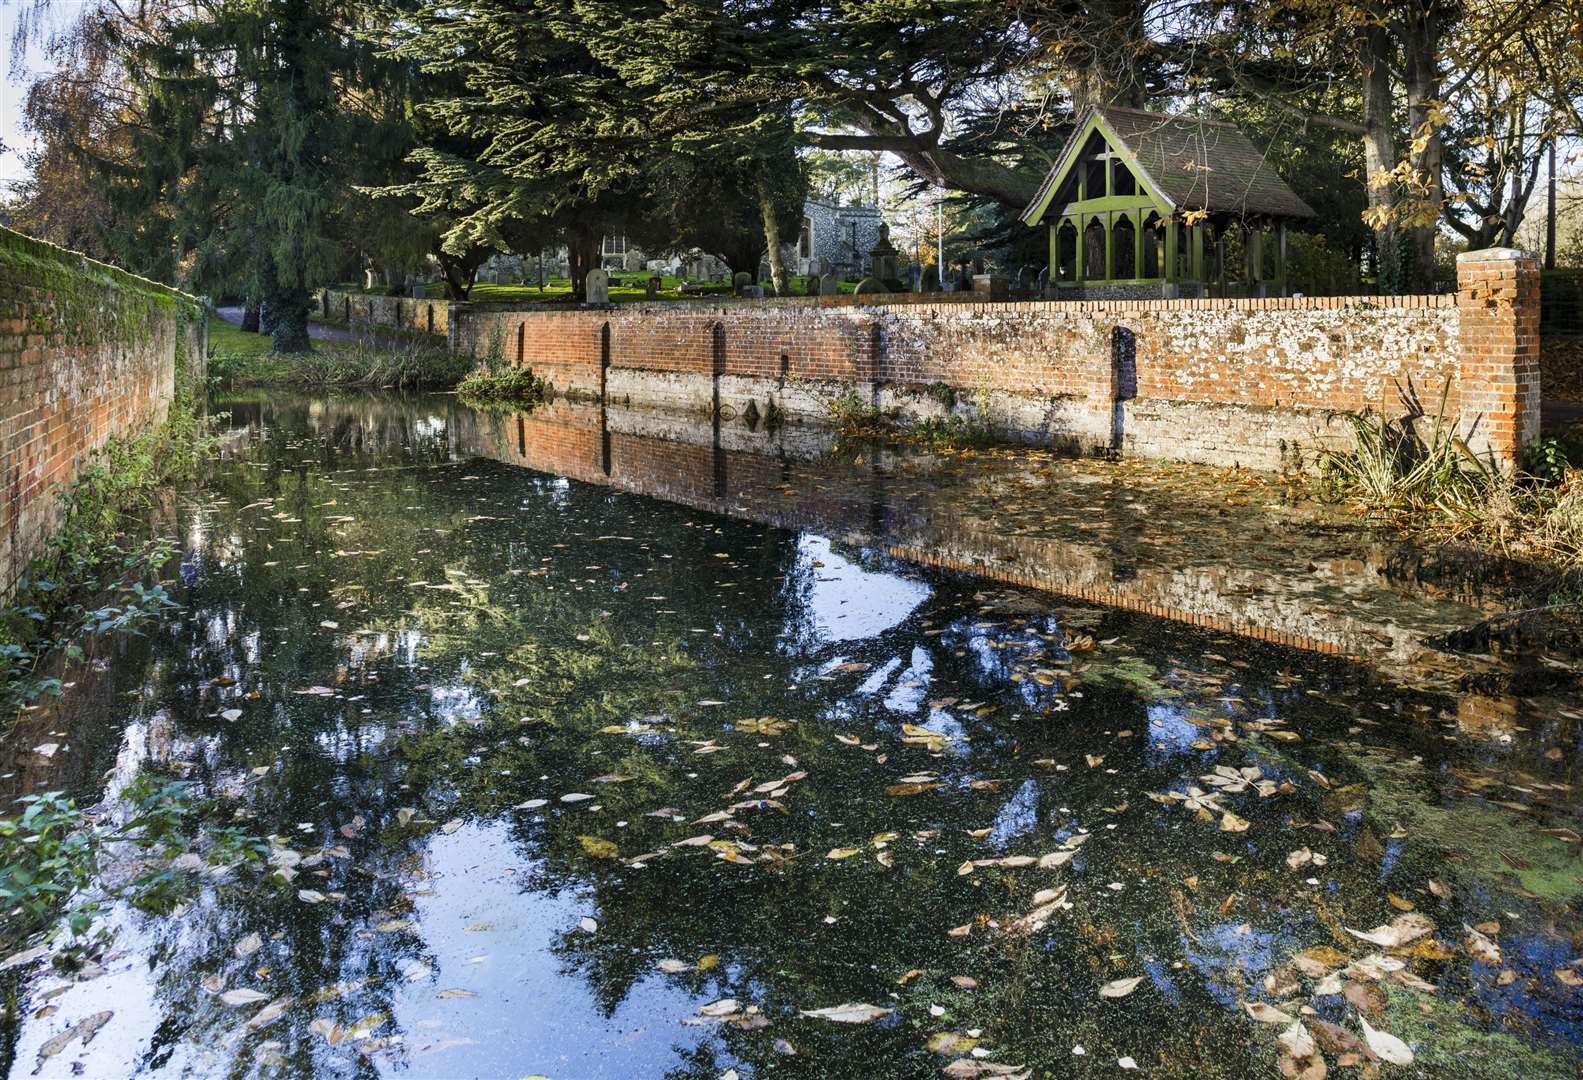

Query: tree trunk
[241,301,261,333]
[1547,138,1558,269]
[267,285,312,353]
[1360,23,1402,292]
[1402,3,1445,291]
[757,175,789,297]
[567,222,600,303]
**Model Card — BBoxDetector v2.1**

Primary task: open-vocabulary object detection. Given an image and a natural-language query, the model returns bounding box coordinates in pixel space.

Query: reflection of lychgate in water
[2,389,1579,1080]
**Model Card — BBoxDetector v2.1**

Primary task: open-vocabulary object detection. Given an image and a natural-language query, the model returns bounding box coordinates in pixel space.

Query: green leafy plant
[456,365,549,408]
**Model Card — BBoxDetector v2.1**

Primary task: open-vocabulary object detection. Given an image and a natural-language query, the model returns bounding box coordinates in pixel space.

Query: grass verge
[209,335,469,391]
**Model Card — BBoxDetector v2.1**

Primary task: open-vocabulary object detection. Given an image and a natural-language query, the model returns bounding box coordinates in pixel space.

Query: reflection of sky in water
[988,778,1041,846]
[793,535,930,643]
[1181,922,1287,1011]
[883,646,933,713]
[1143,703,1205,761]
[855,656,902,696]
[390,822,717,1079]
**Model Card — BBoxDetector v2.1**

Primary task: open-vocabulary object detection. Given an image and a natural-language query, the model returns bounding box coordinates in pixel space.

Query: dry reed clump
[1318,386,1583,570]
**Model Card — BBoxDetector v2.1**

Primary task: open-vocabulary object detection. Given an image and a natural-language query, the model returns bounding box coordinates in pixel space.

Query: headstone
[908,265,922,293]
[585,268,610,304]
[818,272,840,297]
[972,274,1009,300]
[746,285,765,300]
[868,224,903,291]
[733,271,754,294]
[922,273,942,293]
[854,277,886,295]
[646,274,662,299]
[364,269,378,291]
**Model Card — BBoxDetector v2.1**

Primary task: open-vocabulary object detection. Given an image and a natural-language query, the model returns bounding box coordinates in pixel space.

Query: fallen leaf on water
[1100,976,1144,999]
[799,1002,893,1023]
[436,988,477,999]
[578,917,598,933]
[243,997,292,1032]
[698,999,739,1017]
[220,989,270,1007]
[1345,912,1433,949]
[1243,1001,1297,1024]
[1358,1014,1413,1064]
[438,818,464,834]
[826,848,861,860]
[578,835,619,859]
[297,889,326,904]
[656,959,691,974]
[1464,924,1501,965]
[1220,811,1251,833]
[235,933,263,959]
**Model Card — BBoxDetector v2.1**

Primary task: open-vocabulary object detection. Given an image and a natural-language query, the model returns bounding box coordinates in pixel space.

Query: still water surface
[2,391,1580,1079]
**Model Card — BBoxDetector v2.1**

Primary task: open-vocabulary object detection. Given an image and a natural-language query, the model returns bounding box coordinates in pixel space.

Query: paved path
[216,305,361,344]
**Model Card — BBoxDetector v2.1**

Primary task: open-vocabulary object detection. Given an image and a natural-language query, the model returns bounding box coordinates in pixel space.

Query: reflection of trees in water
[28,393,1577,1080]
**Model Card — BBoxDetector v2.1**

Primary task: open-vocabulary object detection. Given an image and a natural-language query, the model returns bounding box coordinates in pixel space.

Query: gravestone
[646,274,662,299]
[908,265,922,293]
[972,274,1009,300]
[868,224,904,292]
[585,268,610,304]
[854,276,886,295]
[733,271,754,294]
[818,272,840,297]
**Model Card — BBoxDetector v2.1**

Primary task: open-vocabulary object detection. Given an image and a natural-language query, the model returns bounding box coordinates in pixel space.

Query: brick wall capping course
[1456,247,1537,263]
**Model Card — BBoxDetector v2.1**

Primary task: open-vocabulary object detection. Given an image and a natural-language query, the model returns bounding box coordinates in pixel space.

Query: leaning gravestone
[585,268,610,304]
[818,272,840,297]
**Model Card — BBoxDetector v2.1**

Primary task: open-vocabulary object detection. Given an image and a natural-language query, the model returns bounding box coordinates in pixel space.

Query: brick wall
[318,289,449,337]
[0,226,205,599]
[446,248,1540,471]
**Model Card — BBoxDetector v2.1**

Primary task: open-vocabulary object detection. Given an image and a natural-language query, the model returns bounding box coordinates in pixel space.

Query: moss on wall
[0,225,202,350]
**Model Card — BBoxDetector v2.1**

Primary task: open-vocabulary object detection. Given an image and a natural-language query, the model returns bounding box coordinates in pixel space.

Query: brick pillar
[1456,247,1540,466]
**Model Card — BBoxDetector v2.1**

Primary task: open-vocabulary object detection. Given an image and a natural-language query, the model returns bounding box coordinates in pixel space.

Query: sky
[0,3,54,189]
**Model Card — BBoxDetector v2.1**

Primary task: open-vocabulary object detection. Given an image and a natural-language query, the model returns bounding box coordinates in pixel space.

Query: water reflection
[1,391,1579,1080]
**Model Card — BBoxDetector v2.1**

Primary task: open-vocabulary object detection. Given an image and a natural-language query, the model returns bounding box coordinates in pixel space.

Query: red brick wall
[448,253,1540,469]
[1456,249,1541,459]
[0,226,203,598]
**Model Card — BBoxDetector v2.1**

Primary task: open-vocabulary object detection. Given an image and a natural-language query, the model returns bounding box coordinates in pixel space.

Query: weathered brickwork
[319,289,450,337]
[1455,249,1541,459]
[444,249,1540,471]
[0,226,205,598]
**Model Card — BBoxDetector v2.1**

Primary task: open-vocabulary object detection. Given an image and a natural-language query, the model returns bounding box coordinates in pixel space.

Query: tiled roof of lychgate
[1023,106,1316,224]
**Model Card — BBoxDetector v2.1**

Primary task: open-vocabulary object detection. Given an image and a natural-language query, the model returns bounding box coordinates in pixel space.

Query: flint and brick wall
[0,226,205,599]
[445,248,1539,471]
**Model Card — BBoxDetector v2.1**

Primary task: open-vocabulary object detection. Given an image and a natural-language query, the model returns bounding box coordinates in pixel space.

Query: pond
[2,390,1580,1079]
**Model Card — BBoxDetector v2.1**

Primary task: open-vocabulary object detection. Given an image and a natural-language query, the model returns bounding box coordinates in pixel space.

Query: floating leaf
[1243,1002,1297,1024]
[1358,1015,1413,1065]
[1345,912,1433,949]
[1100,976,1144,999]
[799,1002,893,1023]
[578,835,619,859]
[220,989,270,1007]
